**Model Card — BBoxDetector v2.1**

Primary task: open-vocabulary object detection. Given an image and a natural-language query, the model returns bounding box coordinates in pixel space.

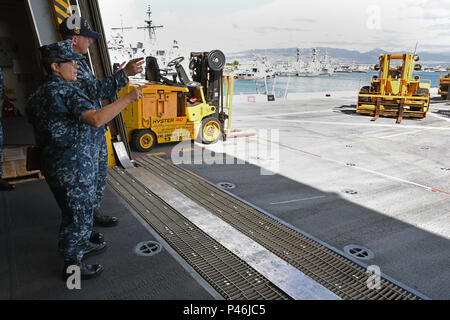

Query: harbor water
[232,71,445,99]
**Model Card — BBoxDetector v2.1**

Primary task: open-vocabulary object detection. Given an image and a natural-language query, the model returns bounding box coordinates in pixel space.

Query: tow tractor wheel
[199,117,222,144]
[411,88,430,111]
[132,129,157,152]
[441,84,449,100]
[359,86,371,103]
[417,88,429,96]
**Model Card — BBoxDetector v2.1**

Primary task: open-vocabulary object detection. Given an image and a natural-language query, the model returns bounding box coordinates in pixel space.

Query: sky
[97,0,450,55]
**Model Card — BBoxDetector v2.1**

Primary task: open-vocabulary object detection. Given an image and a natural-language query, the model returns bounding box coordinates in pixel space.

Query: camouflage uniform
[72,58,128,213]
[26,40,96,263]
[0,68,3,178]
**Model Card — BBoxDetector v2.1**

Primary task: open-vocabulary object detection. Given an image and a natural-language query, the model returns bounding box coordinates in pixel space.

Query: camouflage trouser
[0,122,3,177]
[43,154,96,263]
[93,133,108,212]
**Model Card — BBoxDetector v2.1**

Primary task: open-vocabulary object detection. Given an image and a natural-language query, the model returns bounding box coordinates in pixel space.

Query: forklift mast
[189,50,226,112]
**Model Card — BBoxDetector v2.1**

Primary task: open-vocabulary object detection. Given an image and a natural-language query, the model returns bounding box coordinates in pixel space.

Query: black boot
[62,261,103,281]
[94,210,119,227]
[0,179,15,191]
[82,241,107,260]
[89,231,105,244]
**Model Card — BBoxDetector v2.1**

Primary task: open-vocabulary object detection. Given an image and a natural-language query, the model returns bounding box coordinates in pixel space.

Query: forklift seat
[175,64,201,89]
[145,56,161,82]
[145,56,183,87]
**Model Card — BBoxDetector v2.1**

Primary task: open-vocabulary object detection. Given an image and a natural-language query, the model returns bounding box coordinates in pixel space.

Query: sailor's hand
[123,58,145,77]
[117,61,126,72]
[126,85,147,102]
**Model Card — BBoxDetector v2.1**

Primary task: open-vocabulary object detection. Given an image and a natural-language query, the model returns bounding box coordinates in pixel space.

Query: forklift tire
[442,95,448,100]
[198,117,222,145]
[207,50,226,72]
[132,129,157,153]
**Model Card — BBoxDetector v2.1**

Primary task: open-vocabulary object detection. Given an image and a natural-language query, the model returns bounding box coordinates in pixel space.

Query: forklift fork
[396,98,405,124]
[371,98,381,122]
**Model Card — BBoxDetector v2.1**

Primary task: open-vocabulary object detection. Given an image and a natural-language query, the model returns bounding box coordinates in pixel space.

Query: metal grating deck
[133,155,423,300]
[108,167,291,300]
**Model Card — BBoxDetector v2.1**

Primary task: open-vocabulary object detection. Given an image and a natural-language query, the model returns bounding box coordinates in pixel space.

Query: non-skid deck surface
[0,180,214,300]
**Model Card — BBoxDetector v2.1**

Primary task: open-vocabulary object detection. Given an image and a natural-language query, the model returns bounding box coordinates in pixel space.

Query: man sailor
[59,16,145,228]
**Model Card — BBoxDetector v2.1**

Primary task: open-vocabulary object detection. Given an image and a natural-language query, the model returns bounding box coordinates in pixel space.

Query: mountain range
[227,47,450,65]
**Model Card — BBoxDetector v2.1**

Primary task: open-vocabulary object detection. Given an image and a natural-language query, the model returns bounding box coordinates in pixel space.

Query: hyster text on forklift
[119,50,232,153]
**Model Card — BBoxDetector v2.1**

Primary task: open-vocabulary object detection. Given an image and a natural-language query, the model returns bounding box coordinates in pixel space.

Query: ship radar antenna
[111,14,133,36]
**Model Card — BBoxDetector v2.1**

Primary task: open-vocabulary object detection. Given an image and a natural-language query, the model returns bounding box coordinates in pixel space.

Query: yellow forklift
[119,51,232,152]
[438,73,449,100]
[357,53,430,124]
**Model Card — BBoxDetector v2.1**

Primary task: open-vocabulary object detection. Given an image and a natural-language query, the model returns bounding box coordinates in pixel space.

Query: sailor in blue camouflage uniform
[0,67,15,191]
[26,40,145,279]
[59,17,144,228]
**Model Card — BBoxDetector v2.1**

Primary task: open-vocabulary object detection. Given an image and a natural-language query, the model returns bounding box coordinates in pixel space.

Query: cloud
[427,22,450,30]
[290,18,317,23]
[254,27,310,34]
[97,0,450,54]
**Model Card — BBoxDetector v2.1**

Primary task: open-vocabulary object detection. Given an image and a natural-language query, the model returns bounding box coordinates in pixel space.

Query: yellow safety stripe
[48,0,72,38]
[55,6,69,22]
[54,0,71,22]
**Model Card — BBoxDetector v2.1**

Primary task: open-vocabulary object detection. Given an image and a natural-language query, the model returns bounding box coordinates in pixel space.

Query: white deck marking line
[260,138,450,196]
[128,166,341,300]
[237,109,335,120]
[332,129,434,147]
[250,118,450,130]
[428,112,450,122]
[376,129,431,139]
[270,196,327,205]
[279,119,450,130]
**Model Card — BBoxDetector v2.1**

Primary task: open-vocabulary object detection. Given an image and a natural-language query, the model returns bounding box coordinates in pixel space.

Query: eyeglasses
[66,60,78,66]
[57,59,78,66]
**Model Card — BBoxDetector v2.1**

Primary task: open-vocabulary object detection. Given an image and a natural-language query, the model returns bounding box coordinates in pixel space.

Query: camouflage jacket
[72,57,128,135]
[0,67,3,100]
[26,75,97,175]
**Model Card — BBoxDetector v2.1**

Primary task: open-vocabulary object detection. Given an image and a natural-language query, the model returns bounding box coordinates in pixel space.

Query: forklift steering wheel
[167,57,184,68]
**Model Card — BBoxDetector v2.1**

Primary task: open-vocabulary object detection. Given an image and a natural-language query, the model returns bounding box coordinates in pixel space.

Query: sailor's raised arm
[81,85,146,128]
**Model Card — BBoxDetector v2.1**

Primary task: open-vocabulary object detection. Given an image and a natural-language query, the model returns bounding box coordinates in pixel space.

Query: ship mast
[109,15,133,49]
[137,5,163,42]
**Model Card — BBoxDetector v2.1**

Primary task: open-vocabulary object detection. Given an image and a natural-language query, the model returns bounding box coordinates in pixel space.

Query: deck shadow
[160,148,450,300]
[334,104,357,116]
[0,180,215,300]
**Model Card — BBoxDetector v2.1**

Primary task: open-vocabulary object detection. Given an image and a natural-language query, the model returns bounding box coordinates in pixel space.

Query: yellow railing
[223,76,234,133]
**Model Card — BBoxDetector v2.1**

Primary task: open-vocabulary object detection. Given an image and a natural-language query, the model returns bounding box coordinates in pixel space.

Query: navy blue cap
[39,40,84,61]
[59,16,101,39]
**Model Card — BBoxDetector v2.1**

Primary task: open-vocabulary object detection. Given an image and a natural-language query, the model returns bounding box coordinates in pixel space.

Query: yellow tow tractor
[119,50,233,152]
[357,53,430,124]
[438,73,450,100]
